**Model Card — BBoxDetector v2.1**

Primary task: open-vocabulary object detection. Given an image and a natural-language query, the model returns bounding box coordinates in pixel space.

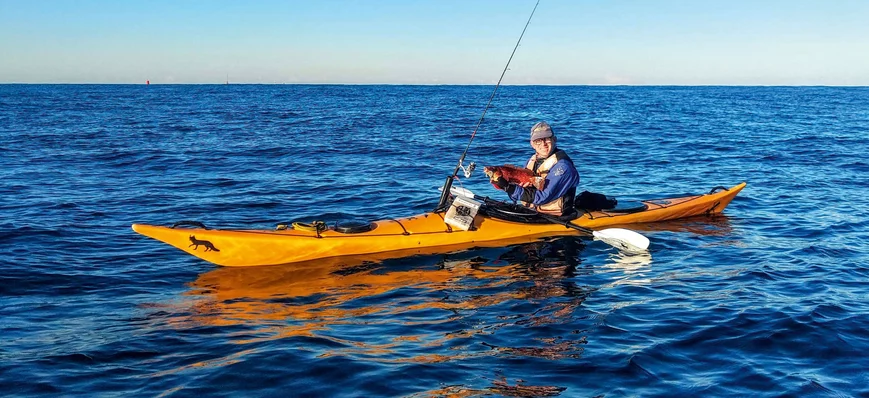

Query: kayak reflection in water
[488,121,580,216]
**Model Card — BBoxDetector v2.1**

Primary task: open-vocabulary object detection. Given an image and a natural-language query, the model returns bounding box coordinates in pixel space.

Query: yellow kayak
[132,182,745,267]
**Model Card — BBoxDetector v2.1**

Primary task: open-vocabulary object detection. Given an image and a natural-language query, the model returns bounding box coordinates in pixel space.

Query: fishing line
[436,0,541,210]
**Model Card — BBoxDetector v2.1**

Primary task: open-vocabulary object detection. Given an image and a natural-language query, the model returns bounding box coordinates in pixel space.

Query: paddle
[442,186,650,252]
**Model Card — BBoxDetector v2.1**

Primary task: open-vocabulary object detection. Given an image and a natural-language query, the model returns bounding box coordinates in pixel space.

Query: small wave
[0,225,66,241]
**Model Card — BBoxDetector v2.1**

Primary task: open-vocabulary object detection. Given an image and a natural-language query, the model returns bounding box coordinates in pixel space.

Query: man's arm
[508,160,579,205]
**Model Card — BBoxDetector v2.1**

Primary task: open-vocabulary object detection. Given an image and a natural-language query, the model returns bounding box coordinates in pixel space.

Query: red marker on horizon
[146,80,150,85]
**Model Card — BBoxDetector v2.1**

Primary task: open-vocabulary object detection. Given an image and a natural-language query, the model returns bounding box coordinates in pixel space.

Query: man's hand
[490,173,509,191]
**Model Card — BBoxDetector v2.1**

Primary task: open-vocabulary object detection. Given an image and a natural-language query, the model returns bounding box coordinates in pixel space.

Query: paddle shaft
[537,212,595,235]
[465,191,596,236]
[444,186,650,252]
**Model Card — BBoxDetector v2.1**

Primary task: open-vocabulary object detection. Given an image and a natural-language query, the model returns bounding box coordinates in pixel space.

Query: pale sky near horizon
[1,0,868,85]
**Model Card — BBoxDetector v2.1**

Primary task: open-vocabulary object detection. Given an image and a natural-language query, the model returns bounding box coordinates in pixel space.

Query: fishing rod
[436,0,541,211]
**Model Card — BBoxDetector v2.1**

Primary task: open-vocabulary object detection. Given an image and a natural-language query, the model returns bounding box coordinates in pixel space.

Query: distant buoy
[146,80,150,85]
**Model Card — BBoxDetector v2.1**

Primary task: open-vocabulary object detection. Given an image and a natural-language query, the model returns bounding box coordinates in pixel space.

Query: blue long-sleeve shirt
[507,158,579,205]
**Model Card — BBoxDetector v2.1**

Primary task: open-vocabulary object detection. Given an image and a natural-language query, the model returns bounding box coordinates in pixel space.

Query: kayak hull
[132,182,745,267]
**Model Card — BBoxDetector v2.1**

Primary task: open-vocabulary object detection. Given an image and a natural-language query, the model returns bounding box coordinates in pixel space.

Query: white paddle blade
[592,228,650,252]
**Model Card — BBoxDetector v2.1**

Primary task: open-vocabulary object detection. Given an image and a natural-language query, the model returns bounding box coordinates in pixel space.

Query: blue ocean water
[1,84,868,397]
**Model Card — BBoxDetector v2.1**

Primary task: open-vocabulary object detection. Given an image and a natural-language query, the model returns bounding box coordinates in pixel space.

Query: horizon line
[2,82,868,88]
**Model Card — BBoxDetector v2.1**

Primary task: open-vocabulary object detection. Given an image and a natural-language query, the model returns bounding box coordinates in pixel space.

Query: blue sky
[1,0,867,85]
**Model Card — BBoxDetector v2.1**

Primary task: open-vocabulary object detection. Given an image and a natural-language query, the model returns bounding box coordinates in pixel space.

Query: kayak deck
[132,182,746,267]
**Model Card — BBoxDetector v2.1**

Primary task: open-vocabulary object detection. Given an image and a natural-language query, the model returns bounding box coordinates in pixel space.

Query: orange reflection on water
[188,258,520,320]
[175,239,594,363]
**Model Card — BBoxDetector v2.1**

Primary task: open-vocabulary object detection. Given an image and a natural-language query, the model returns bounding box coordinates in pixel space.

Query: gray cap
[530,121,553,141]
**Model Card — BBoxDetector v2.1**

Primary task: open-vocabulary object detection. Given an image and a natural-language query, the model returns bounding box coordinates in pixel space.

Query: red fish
[484,165,546,190]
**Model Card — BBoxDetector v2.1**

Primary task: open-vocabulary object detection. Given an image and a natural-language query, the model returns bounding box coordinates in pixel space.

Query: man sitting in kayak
[489,121,580,217]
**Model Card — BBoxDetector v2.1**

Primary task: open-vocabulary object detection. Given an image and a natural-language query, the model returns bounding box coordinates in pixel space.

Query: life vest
[523,149,576,215]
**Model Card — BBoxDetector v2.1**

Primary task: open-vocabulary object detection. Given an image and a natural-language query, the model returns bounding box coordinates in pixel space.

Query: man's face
[531,136,555,158]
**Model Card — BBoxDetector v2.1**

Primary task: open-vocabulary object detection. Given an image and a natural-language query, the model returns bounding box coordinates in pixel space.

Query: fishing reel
[459,161,476,178]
